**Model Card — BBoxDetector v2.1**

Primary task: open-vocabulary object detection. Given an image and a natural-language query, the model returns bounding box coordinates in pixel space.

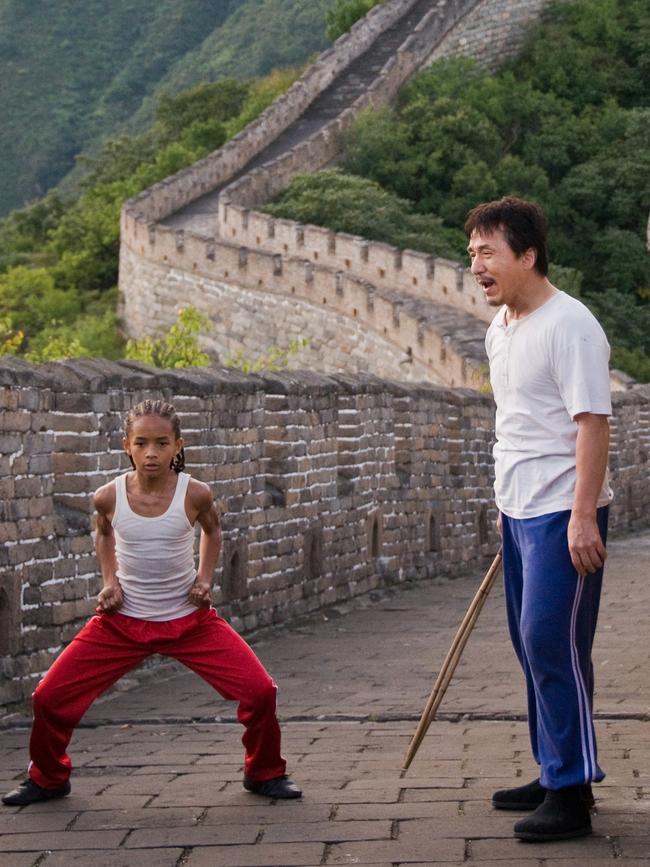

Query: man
[465,196,612,842]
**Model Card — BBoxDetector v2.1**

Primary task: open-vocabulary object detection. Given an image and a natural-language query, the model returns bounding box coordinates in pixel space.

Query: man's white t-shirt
[485,290,612,519]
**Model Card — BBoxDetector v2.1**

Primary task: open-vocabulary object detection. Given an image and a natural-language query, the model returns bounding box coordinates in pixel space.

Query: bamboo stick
[402,549,503,770]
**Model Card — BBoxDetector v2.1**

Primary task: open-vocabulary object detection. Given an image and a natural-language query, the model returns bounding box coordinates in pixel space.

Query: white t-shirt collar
[497,290,563,331]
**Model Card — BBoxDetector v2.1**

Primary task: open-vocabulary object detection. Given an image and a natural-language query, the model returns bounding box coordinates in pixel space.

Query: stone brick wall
[424,0,548,69]
[1,358,649,716]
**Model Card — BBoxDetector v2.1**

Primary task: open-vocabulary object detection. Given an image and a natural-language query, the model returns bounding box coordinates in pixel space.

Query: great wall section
[119,0,558,389]
[2,0,650,716]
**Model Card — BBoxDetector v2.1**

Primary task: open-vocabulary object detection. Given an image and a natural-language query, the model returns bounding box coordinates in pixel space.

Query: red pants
[28,607,286,789]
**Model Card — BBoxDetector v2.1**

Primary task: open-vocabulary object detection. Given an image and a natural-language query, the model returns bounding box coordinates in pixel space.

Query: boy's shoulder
[186,476,214,510]
[93,477,118,513]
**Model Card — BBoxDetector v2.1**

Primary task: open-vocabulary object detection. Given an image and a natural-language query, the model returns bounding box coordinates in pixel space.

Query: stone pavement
[1,531,649,866]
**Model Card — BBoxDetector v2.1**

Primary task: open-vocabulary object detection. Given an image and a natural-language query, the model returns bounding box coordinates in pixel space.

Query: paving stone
[262,818,391,843]
[325,837,465,863]
[0,856,42,867]
[470,833,616,860]
[399,813,515,839]
[402,787,474,803]
[124,823,258,847]
[184,842,325,866]
[42,849,183,867]
[617,836,650,858]
[542,861,645,866]
[100,774,178,795]
[1,812,71,833]
[203,803,331,823]
[9,794,152,813]
[0,831,126,851]
[73,806,202,830]
[335,802,461,821]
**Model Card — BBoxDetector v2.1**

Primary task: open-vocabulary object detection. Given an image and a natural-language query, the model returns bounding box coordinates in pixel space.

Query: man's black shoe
[493,778,546,810]
[243,774,302,799]
[493,777,594,811]
[514,786,592,841]
[2,778,71,806]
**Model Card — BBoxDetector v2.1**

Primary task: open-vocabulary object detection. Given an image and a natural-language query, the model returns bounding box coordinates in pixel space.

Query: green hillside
[0,0,330,215]
[266,0,650,380]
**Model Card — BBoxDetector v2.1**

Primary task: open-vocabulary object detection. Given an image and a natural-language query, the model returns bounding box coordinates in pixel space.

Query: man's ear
[522,247,537,271]
[122,436,131,454]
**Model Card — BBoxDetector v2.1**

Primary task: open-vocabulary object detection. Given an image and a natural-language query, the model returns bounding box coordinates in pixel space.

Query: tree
[125,306,211,368]
[325,0,382,41]
[0,266,81,336]
[155,79,249,140]
[264,168,464,258]
[224,337,310,373]
[0,315,23,355]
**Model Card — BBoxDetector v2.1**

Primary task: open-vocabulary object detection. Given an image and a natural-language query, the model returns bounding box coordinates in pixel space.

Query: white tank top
[112,472,197,621]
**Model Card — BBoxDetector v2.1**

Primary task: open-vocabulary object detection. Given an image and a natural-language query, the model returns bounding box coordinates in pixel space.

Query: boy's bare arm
[188,482,222,608]
[94,484,124,613]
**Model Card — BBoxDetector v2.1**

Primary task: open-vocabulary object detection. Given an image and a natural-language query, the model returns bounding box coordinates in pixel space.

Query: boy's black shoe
[514,786,592,841]
[2,778,71,806]
[243,774,302,799]
[493,777,594,811]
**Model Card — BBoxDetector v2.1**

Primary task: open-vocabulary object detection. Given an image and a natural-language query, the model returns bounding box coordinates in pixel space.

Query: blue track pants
[501,507,609,789]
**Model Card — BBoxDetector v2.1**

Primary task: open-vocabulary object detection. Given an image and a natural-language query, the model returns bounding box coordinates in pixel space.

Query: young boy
[3,399,302,805]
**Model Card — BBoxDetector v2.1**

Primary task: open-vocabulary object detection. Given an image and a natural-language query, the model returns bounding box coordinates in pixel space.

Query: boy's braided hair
[124,399,185,474]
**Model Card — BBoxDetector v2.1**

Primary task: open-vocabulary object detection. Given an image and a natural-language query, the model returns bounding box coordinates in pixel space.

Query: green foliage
[224,337,310,373]
[279,0,649,379]
[125,307,211,369]
[0,0,331,214]
[0,315,23,355]
[0,194,66,272]
[610,347,650,382]
[25,334,87,364]
[15,303,122,363]
[515,0,650,110]
[264,169,464,258]
[325,0,383,41]
[223,68,303,138]
[155,80,249,141]
[585,288,650,357]
[0,266,80,335]
[547,263,584,299]
[0,69,298,362]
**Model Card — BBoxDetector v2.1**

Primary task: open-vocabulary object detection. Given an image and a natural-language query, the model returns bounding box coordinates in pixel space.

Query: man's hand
[188,580,212,608]
[97,582,123,614]
[496,511,502,536]
[567,513,606,577]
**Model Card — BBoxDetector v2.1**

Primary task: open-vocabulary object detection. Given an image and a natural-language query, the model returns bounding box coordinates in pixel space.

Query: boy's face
[467,226,536,309]
[123,415,183,476]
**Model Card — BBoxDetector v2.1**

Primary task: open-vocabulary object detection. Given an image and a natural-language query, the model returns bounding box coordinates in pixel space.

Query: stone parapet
[119,222,488,389]
[424,0,549,69]
[218,205,491,324]
[1,359,649,715]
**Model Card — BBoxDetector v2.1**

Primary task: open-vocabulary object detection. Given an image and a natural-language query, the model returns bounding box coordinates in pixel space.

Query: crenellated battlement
[121,208,487,389]
[218,203,490,323]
